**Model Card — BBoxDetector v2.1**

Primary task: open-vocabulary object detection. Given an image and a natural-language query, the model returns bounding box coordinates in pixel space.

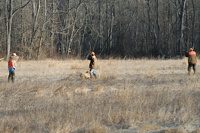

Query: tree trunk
[50,0,55,56]
[178,0,187,54]
[37,0,48,59]
[6,0,12,60]
[191,0,195,49]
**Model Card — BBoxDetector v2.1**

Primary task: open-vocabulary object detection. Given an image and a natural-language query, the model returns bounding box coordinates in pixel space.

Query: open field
[0,58,200,133]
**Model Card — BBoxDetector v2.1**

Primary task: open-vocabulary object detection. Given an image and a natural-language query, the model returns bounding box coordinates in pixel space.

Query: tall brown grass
[0,58,199,133]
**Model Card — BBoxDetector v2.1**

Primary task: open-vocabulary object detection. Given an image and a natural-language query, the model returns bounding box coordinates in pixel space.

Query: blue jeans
[8,67,15,83]
[90,69,96,75]
[8,66,15,74]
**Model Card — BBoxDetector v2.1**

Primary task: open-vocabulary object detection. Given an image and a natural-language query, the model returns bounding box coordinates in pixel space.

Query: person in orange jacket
[87,51,97,78]
[8,53,18,82]
[185,48,197,75]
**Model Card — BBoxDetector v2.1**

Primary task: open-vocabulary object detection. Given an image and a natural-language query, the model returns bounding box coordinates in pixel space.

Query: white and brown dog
[79,71,90,79]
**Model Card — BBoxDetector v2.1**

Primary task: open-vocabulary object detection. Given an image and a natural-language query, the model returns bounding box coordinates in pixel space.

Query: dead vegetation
[0,58,199,133]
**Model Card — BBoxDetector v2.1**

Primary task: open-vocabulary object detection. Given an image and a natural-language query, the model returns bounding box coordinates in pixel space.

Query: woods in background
[0,0,199,59]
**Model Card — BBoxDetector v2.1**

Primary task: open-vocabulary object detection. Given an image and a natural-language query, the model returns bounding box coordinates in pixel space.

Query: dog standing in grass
[87,52,97,79]
[79,71,90,79]
[8,53,19,83]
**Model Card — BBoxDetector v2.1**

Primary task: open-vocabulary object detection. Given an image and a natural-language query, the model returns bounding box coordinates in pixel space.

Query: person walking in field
[87,51,97,78]
[8,53,18,83]
[185,48,197,75]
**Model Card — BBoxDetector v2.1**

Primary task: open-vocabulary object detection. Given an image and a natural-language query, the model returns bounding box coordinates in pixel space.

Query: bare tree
[178,0,187,54]
[5,0,31,59]
[1,0,200,59]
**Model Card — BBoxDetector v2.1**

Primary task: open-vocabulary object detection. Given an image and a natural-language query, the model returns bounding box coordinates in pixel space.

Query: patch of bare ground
[0,59,199,132]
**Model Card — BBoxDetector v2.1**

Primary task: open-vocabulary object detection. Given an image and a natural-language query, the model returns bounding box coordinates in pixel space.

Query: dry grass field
[0,58,200,133]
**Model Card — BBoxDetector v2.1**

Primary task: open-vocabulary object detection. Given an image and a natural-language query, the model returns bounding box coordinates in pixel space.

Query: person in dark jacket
[87,52,97,78]
[185,48,197,75]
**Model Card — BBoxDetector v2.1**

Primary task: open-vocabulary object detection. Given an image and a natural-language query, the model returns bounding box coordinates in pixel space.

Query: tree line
[0,0,199,59]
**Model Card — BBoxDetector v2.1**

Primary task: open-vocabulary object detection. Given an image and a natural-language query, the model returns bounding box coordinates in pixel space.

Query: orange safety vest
[8,60,13,67]
[188,51,196,56]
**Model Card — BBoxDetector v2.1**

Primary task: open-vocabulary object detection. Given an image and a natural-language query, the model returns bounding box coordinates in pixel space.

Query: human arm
[13,60,17,68]
[185,51,189,57]
[87,54,92,60]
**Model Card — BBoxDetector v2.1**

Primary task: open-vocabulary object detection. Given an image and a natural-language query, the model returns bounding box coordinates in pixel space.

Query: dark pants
[8,71,15,83]
[188,63,196,74]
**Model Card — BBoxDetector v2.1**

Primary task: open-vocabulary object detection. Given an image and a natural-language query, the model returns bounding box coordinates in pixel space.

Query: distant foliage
[0,0,199,59]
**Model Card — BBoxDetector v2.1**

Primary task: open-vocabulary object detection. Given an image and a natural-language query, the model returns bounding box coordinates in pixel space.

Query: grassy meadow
[0,58,199,133]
